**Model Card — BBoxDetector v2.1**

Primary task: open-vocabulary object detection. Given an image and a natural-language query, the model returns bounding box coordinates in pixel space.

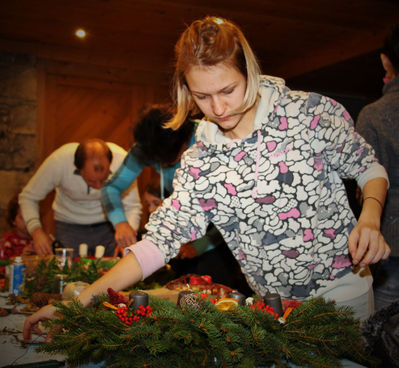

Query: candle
[263,292,283,316]
[79,243,88,258]
[129,291,149,309]
[95,245,105,259]
[228,291,246,305]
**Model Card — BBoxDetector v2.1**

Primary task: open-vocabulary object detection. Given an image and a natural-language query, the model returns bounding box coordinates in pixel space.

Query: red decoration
[250,300,279,319]
[116,304,152,325]
[199,293,216,304]
[189,275,213,286]
[107,288,129,306]
[200,275,212,284]
[282,299,303,311]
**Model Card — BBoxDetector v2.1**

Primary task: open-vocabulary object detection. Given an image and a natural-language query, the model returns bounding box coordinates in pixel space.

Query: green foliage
[23,258,175,297]
[38,296,377,368]
[23,258,118,297]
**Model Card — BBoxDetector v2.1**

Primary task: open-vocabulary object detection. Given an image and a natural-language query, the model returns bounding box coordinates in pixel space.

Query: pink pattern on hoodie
[303,229,314,242]
[279,161,288,173]
[267,141,277,151]
[189,167,201,179]
[310,115,320,130]
[172,200,180,211]
[234,151,246,161]
[224,183,237,195]
[279,117,288,130]
[332,255,351,268]
[278,208,300,220]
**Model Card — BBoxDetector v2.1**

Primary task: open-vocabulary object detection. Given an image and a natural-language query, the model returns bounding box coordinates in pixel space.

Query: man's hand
[32,227,53,256]
[23,304,58,342]
[113,244,123,257]
[114,222,137,248]
[177,243,198,259]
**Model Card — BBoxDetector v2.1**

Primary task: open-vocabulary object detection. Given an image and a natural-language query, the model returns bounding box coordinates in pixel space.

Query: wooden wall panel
[38,70,169,234]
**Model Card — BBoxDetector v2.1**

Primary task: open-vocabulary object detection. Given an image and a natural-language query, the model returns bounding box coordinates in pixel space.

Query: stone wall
[0,52,37,235]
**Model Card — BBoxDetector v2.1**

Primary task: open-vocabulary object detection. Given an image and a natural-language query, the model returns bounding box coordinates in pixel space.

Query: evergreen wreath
[23,258,175,298]
[23,257,118,297]
[37,290,377,368]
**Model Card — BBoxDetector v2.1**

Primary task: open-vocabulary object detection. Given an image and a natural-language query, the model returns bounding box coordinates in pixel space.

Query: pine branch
[37,295,377,368]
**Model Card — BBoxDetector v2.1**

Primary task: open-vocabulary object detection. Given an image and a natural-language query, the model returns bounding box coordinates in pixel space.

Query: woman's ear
[380,53,398,79]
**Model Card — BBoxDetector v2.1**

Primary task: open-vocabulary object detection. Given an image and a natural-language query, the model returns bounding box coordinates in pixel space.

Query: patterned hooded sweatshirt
[135,76,387,300]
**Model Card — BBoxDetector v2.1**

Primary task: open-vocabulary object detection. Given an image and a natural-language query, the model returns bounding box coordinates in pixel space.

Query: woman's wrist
[362,196,384,210]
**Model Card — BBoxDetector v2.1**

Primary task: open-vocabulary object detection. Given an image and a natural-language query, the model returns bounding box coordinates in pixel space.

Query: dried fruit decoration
[107,288,129,306]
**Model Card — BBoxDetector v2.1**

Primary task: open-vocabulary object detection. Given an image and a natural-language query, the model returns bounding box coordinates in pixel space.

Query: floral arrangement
[37,288,377,368]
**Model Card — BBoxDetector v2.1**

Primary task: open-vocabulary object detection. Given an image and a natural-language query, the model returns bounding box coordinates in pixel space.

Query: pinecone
[179,293,202,311]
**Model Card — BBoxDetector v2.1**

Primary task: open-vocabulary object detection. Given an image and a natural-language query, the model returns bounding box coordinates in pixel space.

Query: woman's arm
[102,147,146,226]
[23,252,143,341]
[102,147,147,247]
[348,177,390,267]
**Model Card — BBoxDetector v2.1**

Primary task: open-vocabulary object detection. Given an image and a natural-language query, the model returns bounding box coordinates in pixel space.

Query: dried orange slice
[215,298,239,311]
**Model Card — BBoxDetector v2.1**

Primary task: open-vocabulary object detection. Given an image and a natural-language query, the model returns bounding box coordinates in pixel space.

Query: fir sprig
[23,258,118,297]
[37,295,377,368]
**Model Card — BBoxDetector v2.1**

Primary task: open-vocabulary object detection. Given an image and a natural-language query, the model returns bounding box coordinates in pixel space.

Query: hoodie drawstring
[160,165,165,200]
[252,130,261,198]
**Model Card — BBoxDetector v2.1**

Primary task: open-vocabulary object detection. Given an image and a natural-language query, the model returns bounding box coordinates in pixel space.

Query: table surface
[0,293,66,367]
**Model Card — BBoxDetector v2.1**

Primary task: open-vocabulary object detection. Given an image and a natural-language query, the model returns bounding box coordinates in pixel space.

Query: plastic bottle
[9,256,26,296]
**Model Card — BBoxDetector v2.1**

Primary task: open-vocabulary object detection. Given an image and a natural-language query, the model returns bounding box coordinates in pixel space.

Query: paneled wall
[0,51,170,235]
[37,61,170,234]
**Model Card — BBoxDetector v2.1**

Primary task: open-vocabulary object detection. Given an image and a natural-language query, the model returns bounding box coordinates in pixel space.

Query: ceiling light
[75,28,87,39]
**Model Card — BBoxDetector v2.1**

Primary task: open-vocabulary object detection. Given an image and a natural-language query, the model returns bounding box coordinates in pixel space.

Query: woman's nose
[212,96,225,116]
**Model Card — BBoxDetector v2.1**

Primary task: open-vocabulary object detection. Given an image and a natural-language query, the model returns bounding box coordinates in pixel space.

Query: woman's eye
[194,94,207,100]
[223,89,233,95]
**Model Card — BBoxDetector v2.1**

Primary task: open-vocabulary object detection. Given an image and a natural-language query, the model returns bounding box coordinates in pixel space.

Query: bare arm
[23,252,143,341]
[348,177,390,267]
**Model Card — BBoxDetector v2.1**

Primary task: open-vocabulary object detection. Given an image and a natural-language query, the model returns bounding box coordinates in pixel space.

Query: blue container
[9,256,26,295]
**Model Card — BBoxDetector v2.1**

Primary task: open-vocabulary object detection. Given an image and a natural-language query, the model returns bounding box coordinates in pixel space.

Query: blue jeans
[371,256,399,312]
[55,220,116,258]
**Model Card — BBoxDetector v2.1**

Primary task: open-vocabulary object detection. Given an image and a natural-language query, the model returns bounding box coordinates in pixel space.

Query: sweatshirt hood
[195,75,287,150]
[193,75,287,198]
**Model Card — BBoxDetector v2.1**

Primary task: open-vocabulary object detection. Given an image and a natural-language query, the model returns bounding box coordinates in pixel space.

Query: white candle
[95,245,105,259]
[79,243,88,258]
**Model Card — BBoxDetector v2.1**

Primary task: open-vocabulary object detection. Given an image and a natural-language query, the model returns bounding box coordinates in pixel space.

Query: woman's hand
[23,304,58,342]
[348,218,390,267]
[348,178,390,267]
[24,252,145,342]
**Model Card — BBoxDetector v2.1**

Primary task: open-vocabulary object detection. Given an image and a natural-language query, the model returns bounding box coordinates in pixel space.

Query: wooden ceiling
[0,0,398,96]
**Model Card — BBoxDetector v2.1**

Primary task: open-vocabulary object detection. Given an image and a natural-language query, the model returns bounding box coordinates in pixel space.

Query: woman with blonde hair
[24,16,390,341]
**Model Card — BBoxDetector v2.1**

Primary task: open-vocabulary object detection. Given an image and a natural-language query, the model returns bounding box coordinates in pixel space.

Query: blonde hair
[166,16,261,130]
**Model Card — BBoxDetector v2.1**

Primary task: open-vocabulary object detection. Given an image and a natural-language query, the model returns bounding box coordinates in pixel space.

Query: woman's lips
[217,115,231,122]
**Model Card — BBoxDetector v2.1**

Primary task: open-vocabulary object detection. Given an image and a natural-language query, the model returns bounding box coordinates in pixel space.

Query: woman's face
[143,192,163,214]
[185,62,254,139]
[14,209,29,237]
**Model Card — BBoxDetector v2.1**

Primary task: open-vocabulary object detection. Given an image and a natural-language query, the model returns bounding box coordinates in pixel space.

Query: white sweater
[19,142,142,233]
